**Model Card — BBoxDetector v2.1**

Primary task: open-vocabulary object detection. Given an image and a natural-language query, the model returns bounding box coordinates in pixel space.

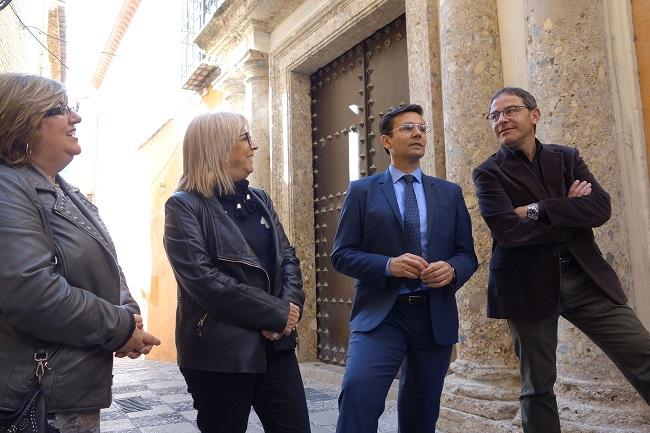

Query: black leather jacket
[164,187,304,373]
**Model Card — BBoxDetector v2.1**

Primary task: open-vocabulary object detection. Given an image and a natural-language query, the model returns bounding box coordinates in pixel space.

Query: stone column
[240,50,271,191]
[405,0,446,178]
[437,1,521,432]
[220,75,245,114]
[405,0,446,179]
[524,1,650,430]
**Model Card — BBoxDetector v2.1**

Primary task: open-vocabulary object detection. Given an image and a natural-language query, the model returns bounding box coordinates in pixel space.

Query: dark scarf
[218,179,257,219]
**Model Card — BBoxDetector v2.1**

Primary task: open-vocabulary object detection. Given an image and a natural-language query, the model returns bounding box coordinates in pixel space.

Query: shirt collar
[505,138,543,162]
[389,165,422,184]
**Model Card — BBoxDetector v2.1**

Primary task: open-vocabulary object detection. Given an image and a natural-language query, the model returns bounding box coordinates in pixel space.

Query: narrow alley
[101,358,404,433]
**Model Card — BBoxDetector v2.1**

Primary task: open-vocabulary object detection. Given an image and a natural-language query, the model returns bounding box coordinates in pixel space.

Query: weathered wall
[633,0,650,175]
[0,0,51,74]
[142,119,185,362]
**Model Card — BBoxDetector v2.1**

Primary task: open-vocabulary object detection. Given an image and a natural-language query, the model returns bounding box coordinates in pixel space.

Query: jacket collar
[18,163,117,254]
[17,163,57,193]
[495,139,564,200]
[196,193,266,269]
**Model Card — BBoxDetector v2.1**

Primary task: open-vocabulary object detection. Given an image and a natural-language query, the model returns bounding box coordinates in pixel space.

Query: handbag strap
[14,169,60,382]
[32,187,60,383]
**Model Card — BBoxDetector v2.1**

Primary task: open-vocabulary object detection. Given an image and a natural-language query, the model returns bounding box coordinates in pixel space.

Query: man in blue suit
[332,104,478,433]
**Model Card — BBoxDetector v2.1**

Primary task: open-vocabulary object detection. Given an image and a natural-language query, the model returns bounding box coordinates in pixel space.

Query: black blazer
[472,142,626,319]
[164,188,304,373]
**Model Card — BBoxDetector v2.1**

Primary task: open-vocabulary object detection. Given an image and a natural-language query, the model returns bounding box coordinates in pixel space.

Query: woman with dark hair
[164,112,310,433]
[0,73,160,433]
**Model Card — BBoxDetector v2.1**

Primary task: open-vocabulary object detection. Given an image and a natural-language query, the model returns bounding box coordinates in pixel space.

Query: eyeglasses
[387,123,432,134]
[44,104,78,118]
[239,131,256,149]
[486,105,528,123]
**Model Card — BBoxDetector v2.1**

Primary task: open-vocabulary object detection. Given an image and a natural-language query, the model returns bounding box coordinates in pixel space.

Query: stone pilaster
[219,75,245,113]
[240,50,271,190]
[437,1,520,432]
[524,1,650,430]
[405,0,445,178]
[268,61,318,363]
[287,71,318,362]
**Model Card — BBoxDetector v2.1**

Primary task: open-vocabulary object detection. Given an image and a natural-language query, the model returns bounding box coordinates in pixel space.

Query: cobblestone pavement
[102,358,402,433]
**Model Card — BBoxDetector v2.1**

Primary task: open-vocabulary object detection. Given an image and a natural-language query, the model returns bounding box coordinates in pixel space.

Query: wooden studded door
[310,15,409,365]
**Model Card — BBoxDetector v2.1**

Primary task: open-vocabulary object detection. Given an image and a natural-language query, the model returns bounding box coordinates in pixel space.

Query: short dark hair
[489,87,537,112]
[379,103,423,136]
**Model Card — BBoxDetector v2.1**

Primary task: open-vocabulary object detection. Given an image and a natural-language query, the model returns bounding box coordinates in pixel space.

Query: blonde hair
[0,73,67,166]
[177,112,248,197]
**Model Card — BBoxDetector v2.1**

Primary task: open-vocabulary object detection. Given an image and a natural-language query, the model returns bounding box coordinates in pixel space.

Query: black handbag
[0,357,48,432]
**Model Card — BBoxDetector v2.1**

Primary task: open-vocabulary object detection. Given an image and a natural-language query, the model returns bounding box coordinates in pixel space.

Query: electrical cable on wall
[9,3,68,70]
[26,25,66,43]
[2,5,120,62]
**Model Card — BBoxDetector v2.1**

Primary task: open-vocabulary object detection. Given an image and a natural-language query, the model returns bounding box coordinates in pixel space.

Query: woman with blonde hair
[164,112,310,433]
[0,73,160,432]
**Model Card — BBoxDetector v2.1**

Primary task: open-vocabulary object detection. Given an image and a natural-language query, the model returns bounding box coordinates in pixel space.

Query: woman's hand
[260,302,300,341]
[261,330,281,341]
[284,302,300,336]
[115,314,161,359]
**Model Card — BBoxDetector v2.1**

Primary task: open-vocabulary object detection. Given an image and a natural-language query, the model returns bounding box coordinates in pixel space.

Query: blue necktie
[402,175,421,290]
[402,174,421,257]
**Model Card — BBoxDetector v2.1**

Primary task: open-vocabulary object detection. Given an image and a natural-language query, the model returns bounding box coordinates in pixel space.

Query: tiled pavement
[102,358,402,433]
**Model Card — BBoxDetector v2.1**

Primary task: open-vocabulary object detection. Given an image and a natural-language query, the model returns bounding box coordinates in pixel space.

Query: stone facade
[158,0,650,429]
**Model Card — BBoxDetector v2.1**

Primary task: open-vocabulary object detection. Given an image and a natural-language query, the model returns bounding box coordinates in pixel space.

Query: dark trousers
[180,349,310,433]
[336,302,453,433]
[508,266,650,433]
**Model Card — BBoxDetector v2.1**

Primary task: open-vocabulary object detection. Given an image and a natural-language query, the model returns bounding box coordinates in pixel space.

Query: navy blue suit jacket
[331,170,478,345]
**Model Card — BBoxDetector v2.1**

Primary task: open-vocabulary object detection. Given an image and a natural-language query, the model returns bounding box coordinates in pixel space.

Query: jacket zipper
[196,313,207,337]
[216,256,271,293]
[195,258,271,337]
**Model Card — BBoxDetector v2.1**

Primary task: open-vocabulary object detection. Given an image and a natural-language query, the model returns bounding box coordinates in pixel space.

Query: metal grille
[180,0,221,82]
[113,396,152,413]
[311,15,409,366]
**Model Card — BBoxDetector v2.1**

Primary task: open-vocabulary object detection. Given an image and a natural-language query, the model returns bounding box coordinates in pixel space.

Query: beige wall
[144,88,223,362]
[144,120,184,362]
[633,0,650,175]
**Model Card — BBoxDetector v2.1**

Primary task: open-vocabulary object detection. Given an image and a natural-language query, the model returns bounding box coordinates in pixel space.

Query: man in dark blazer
[332,104,478,433]
[473,87,650,433]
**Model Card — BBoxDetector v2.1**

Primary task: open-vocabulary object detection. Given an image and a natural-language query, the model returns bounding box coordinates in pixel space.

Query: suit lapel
[422,174,437,242]
[379,170,403,227]
[498,146,548,200]
[538,146,565,198]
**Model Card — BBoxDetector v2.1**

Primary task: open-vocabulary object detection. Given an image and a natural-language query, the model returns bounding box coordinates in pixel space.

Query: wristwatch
[527,203,539,221]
